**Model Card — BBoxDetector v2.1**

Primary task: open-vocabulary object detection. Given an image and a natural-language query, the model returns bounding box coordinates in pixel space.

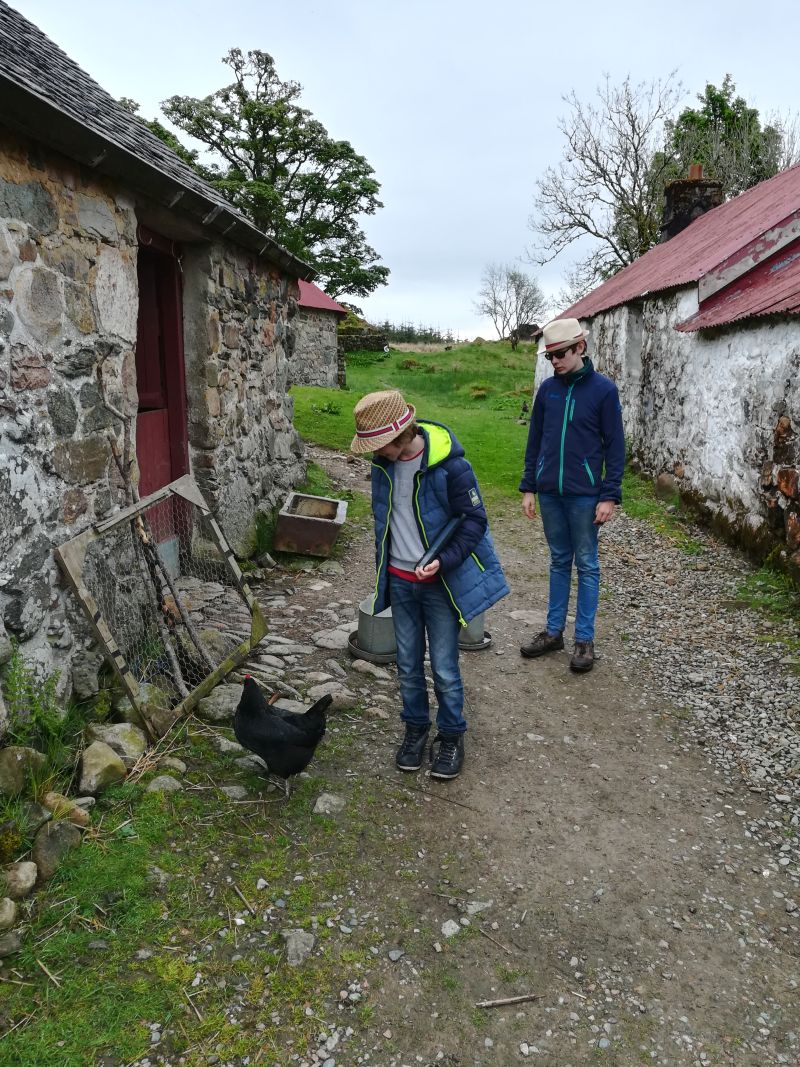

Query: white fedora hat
[541,318,586,354]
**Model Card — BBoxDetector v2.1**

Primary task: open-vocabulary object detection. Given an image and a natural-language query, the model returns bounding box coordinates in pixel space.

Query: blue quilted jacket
[369,420,509,625]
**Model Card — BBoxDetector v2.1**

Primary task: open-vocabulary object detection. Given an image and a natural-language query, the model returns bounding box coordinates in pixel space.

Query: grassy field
[291,341,539,508]
[294,341,703,538]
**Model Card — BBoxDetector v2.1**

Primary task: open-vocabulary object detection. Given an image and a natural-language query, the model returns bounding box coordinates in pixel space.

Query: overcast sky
[11,0,796,337]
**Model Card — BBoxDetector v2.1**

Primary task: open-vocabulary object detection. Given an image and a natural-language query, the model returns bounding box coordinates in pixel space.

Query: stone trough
[273,492,348,557]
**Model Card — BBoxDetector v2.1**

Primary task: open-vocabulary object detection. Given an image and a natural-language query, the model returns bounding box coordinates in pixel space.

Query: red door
[135,235,189,552]
[135,236,189,498]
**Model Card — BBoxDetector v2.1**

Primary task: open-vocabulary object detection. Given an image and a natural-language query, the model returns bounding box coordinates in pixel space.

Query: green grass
[621,467,707,554]
[0,725,400,1066]
[292,341,538,508]
[733,564,800,657]
[735,564,800,619]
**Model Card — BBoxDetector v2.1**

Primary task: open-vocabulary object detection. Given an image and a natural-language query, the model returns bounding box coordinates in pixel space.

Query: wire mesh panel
[56,476,266,733]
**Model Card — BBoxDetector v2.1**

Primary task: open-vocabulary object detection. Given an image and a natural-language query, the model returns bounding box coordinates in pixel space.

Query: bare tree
[529,74,684,287]
[776,112,800,172]
[475,265,548,350]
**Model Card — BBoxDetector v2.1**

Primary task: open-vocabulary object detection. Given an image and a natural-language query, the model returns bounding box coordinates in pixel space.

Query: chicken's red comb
[244,673,252,679]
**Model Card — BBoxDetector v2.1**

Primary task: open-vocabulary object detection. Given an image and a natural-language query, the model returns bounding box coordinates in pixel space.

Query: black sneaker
[429,733,465,780]
[396,723,430,771]
[570,640,595,673]
[520,630,564,658]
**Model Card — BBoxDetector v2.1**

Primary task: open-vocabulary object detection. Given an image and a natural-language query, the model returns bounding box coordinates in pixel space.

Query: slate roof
[298,280,347,317]
[0,1,314,279]
[564,163,800,330]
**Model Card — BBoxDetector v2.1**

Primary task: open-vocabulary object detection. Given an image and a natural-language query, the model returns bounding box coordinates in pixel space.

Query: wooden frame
[55,475,266,730]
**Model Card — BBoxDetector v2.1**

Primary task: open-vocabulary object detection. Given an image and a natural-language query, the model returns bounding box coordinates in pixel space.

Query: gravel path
[601,513,800,893]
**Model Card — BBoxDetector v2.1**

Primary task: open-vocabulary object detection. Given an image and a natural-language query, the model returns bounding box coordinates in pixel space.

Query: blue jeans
[537,493,600,642]
[389,574,466,736]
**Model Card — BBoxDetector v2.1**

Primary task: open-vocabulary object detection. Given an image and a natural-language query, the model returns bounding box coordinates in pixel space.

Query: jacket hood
[419,420,464,468]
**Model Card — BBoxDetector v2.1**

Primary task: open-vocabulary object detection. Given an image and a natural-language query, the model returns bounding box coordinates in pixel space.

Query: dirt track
[290,446,799,1067]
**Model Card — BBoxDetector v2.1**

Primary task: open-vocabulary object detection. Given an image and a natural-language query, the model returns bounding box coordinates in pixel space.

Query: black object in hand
[415,515,465,570]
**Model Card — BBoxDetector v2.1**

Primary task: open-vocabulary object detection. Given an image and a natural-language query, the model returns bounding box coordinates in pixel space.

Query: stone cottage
[546,166,800,577]
[288,280,346,388]
[0,2,317,696]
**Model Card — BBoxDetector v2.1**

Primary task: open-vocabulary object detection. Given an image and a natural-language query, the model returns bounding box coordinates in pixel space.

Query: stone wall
[182,245,304,554]
[0,128,137,694]
[287,307,338,388]
[0,128,304,696]
[533,290,800,573]
[338,329,389,352]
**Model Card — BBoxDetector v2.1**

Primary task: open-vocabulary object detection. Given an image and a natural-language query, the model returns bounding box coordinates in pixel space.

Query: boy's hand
[522,492,537,520]
[415,560,440,579]
[594,501,616,524]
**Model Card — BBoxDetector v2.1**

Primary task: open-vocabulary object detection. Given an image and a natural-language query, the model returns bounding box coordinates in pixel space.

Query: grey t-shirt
[389,450,426,571]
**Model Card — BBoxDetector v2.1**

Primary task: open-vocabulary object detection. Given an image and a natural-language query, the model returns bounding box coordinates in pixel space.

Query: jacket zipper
[413,473,467,626]
[372,464,393,612]
[558,384,575,495]
[583,458,595,486]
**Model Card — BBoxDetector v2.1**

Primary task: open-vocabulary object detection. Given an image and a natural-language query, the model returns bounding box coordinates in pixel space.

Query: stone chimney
[659,164,724,243]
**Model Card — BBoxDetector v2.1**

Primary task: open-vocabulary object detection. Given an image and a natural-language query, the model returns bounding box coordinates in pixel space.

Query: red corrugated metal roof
[298,280,347,317]
[676,239,800,331]
[564,163,800,321]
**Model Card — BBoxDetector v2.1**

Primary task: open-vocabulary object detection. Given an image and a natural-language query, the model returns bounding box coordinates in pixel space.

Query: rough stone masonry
[0,127,305,704]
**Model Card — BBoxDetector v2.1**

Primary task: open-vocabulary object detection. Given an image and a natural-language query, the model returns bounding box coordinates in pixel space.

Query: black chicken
[234,676,330,796]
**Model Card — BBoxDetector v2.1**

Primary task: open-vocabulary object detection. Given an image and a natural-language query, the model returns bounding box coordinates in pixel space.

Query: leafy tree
[118,97,209,172]
[131,51,388,299]
[666,76,791,197]
[475,265,548,350]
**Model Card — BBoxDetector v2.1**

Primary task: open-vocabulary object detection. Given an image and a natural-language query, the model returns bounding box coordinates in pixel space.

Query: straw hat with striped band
[350,390,417,454]
[541,317,586,354]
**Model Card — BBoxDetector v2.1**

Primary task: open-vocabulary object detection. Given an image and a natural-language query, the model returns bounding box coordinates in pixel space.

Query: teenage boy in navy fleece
[519,318,625,673]
[351,389,508,780]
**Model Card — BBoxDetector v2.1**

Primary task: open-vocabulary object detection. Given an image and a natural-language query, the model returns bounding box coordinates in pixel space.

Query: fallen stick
[476,993,544,1009]
[35,958,61,987]
[183,989,203,1022]
[233,882,257,917]
[0,1013,35,1040]
[478,926,514,955]
[380,777,483,813]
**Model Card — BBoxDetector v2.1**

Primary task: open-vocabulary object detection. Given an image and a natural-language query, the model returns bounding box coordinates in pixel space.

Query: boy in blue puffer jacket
[519,318,625,673]
[352,389,508,780]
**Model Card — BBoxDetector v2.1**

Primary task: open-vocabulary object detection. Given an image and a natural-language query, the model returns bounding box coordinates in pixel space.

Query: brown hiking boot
[570,640,595,673]
[520,630,564,659]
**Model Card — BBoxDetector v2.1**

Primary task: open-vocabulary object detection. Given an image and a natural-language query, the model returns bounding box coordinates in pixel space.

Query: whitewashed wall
[532,290,800,564]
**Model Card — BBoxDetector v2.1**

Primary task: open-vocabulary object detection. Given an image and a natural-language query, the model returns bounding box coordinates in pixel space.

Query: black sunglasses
[544,345,574,363]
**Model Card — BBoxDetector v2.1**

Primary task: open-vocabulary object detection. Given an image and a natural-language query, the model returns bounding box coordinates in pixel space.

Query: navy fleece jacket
[519,359,625,501]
